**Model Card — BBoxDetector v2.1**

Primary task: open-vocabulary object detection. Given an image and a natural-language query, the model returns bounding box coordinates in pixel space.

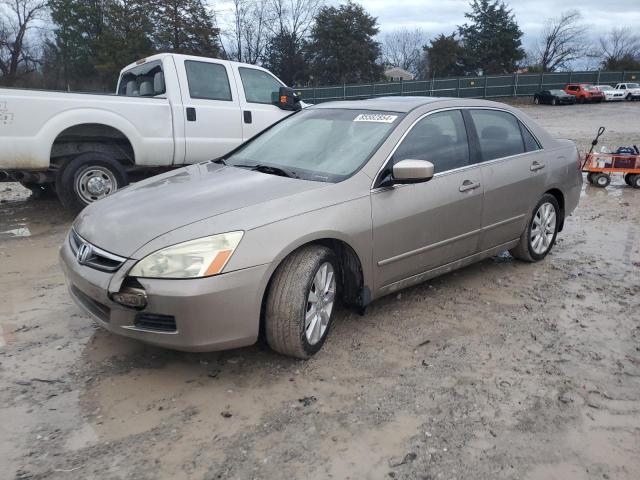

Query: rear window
[118,60,165,97]
[185,61,232,101]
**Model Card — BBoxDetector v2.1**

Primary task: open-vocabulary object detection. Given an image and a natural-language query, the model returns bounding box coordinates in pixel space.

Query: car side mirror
[392,159,435,184]
[274,86,302,111]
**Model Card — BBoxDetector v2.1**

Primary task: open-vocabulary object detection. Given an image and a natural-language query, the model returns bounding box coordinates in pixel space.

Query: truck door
[178,59,243,163]
[232,65,294,141]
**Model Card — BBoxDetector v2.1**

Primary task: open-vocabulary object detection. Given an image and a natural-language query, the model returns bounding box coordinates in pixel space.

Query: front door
[232,65,294,141]
[371,109,483,291]
[179,59,243,163]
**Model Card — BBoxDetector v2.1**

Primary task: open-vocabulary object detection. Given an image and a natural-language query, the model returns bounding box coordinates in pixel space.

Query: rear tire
[533,96,540,105]
[20,182,56,200]
[592,173,610,188]
[630,174,640,189]
[551,98,557,106]
[624,173,633,186]
[265,245,339,359]
[587,172,595,184]
[56,152,128,214]
[510,194,561,263]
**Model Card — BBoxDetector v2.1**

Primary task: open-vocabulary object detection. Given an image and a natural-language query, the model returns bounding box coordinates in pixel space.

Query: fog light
[112,288,147,309]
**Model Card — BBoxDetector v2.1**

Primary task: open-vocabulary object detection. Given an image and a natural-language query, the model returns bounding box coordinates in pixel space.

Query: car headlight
[129,231,244,279]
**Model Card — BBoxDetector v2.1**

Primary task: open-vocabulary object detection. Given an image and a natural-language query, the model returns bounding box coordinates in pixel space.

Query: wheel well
[51,124,135,168]
[259,238,367,339]
[545,188,566,231]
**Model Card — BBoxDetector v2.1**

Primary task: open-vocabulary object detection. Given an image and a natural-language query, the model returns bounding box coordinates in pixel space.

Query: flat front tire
[510,194,561,262]
[56,153,128,213]
[265,245,338,359]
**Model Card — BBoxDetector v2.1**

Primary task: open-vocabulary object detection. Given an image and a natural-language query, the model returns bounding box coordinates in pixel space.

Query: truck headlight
[129,232,244,279]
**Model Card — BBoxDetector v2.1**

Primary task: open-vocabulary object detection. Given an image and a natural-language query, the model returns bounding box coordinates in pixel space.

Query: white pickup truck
[0,53,301,211]
[614,82,640,101]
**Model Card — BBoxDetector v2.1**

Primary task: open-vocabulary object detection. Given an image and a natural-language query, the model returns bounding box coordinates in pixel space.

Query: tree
[151,0,222,57]
[225,0,270,64]
[0,0,47,86]
[598,27,640,70]
[262,30,308,85]
[306,1,383,85]
[529,10,587,72]
[381,27,426,76]
[423,33,465,78]
[457,0,524,74]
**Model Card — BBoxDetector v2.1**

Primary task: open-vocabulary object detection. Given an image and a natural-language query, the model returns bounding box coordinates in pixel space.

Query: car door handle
[530,161,545,171]
[459,180,481,192]
[186,107,196,122]
[243,110,252,124]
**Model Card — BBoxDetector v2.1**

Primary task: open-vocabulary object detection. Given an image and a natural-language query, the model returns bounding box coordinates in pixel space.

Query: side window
[520,122,541,152]
[185,61,232,101]
[393,110,470,174]
[469,110,525,161]
[118,60,165,97]
[238,68,283,104]
[619,84,626,89]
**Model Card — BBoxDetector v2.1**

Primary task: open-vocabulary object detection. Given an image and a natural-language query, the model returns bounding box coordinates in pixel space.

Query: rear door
[177,59,243,163]
[371,109,483,290]
[231,65,293,140]
[467,108,546,250]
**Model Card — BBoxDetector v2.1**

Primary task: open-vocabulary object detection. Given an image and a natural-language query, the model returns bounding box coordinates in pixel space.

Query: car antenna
[589,126,606,154]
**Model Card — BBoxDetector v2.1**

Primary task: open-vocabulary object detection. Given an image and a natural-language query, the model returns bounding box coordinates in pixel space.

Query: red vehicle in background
[564,83,605,103]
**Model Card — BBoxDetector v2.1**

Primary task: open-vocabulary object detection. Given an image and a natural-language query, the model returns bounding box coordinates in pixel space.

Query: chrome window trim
[370,105,544,191]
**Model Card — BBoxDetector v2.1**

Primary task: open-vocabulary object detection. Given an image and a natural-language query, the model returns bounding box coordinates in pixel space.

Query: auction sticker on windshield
[354,113,398,123]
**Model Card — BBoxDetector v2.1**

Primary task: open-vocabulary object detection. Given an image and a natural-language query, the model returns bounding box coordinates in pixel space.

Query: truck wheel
[630,175,640,189]
[624,173,633,186]
[265,245,338,359]
[510,194,560,263]
[626,94,633,101]
[592,173,610,188]
[56,153,128,213]
[587,173,595,184]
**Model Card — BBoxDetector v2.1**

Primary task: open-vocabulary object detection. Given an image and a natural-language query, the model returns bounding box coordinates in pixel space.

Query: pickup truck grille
[69,229,126,273]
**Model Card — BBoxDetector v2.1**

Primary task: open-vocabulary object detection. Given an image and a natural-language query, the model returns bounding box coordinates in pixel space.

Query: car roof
[311,96,506,113]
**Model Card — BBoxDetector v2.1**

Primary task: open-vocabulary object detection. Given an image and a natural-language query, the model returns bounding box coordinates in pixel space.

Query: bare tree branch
[0,0,47,85]
[598,27,640,66]
[530,10,587,72]
[381,27,427,75]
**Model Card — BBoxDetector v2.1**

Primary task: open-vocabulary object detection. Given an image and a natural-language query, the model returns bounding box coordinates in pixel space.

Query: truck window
[185,61,232,101]
[238,67,283,104]
[118,60,165,97]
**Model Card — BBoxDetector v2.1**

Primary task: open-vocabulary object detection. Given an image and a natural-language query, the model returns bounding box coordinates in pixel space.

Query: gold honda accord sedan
[60,97,582,358]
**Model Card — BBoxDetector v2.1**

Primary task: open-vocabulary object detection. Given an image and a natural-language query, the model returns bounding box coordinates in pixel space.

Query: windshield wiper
[212,158,227,165]
[233,163,299,179]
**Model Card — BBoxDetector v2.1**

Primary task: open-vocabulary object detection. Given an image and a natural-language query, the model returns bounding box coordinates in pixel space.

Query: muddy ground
[1,102,639,480]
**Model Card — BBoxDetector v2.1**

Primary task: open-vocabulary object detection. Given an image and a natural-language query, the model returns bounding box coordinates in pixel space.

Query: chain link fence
[297,71,640,103]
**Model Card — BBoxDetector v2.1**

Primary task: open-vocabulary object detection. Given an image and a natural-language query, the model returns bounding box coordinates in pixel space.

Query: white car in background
[615,82,640,101]
[595,85,625,101]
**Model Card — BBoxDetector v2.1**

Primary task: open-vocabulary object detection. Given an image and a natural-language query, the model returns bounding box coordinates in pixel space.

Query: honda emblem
[76,242,92,265]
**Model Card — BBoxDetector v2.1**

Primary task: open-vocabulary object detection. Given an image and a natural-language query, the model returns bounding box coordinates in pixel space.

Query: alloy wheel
[530,202,556,255]
[305,262,336,345]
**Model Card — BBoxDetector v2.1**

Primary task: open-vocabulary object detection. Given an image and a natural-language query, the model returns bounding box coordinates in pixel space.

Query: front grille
[69,229,126,272]
[70,285,111,323]
[134,314,177,333]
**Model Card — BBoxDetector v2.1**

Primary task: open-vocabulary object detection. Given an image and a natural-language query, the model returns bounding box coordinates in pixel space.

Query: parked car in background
[0,53,301,212]
[533,89,576,105]
[595,85,626,101]
[60,97,582,358]
[614,82,640,101]
[564,84,604,103]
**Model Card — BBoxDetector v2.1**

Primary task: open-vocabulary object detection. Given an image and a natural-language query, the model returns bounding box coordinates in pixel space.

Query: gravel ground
[1,101,639,480]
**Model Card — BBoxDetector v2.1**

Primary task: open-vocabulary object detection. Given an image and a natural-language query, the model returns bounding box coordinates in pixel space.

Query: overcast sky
[216,0,640,53]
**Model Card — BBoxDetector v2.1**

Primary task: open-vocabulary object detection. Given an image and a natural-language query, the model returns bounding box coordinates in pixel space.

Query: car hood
[74,163,325,257]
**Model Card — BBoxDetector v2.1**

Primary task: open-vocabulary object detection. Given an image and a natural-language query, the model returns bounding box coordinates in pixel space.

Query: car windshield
[225,108,403,182]
[598,85,612,90]
[549,90,565,95]
[584,85,597,91]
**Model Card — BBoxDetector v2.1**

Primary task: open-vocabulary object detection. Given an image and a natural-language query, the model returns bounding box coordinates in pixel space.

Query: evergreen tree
[305,1,383,85]
[424,34,465,78]
[262,31,309,86]
[151,0,222,57]
[457,0,524,74]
